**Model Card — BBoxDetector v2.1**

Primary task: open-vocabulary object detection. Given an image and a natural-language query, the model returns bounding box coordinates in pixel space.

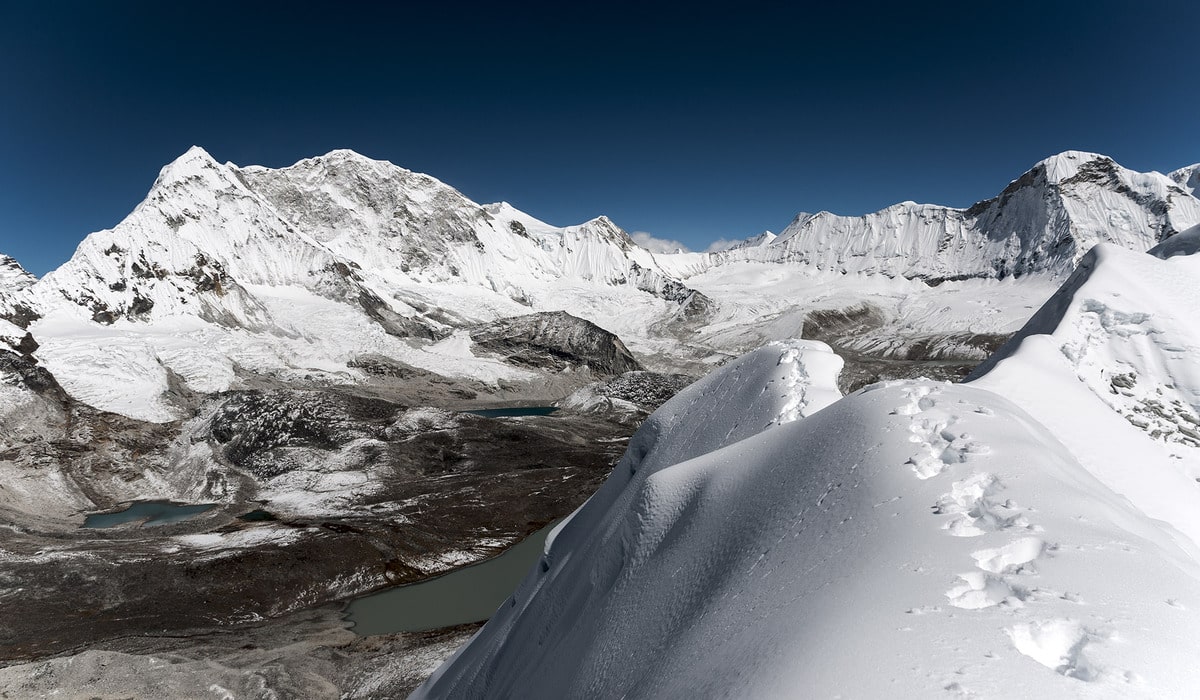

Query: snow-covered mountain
[416,234,1200,697]
[2,148,1196,422]
[15,147,693,331]
[659,151,1200,282]
[2,148,706,420]
[3,146,1200,696]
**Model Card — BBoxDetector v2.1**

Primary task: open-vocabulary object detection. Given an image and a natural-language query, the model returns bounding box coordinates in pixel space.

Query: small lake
[82,500,216,528]
[345,521,556,635]
[464,406,559,418]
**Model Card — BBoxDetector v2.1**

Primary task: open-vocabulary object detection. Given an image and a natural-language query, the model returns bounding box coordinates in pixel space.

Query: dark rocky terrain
[0,318,646,697]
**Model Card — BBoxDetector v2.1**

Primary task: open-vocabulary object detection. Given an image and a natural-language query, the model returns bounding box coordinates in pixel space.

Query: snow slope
[417,252,1200,697]
[970,238,1200,559]
[1170,163,1200,195]
[0,255,37,322]
[0,255,35,292]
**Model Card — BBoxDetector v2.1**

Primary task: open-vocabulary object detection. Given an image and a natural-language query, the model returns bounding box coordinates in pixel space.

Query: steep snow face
[0,255,38,323]
[21,147,695,331]
[21,146,356,329]
[7,148,707,420]
[1170,163,1200,195]
[0,255,36,292]
[236,151,678,304]
[971,241,1200,555]
[417,342,1200,699]
[659,152,1200,282]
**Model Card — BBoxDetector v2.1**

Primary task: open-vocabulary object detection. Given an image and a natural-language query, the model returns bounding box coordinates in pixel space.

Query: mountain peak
[169,145,220,170]
[286,148,408,175]
[151,145,229,192]
[0,254,37,290]
[1170,163,1200,195]
[1034,150,1112,183]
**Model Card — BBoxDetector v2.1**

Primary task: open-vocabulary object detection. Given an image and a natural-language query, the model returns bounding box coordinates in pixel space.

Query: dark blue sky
[2,1,1197,274]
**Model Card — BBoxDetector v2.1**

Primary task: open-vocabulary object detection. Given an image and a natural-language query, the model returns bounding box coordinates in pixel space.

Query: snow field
[417,351,1200,698]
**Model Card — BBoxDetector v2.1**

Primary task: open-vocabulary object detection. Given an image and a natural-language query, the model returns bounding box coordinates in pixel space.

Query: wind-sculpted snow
[1147,223,1200,260]
[971,240,1200,556]
[417,342,1200,698]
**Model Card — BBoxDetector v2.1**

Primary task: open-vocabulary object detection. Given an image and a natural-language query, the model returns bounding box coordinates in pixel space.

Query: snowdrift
[417,316,1200,695]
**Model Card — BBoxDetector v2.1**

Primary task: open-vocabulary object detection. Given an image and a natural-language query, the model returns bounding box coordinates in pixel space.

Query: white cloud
[631,231,691,254]
[703,238,739,253]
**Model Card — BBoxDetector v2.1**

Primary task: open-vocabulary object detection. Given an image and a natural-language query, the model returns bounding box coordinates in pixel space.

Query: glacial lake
[345,521,557,635]
[464,406,559,418]
[82,500,216,528]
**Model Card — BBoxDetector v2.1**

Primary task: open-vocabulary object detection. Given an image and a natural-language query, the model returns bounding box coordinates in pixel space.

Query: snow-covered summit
[664,151,1200,282]
[0,255,36,292]
[0,255,40,327]
[1034,149,1109,183]
[13,147,699,329]
[5,148,709,420]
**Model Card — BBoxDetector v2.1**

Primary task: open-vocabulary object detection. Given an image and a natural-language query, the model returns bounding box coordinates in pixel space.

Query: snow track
[419,353,1200,698]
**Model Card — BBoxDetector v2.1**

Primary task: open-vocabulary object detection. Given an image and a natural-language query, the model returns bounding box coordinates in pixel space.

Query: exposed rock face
[0,377,636,661]
[469,311,642,376]
[210,390,399,478]
[558,371,695,425]
[0,257,39,328]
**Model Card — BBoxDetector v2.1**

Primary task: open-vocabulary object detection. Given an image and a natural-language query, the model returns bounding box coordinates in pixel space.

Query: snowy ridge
[971,239,1200,556]
[233,149,680,306]
[0,255,37,323]
[22,146,352,328]
[0,255,35,292]
[4,148,704,420]
[657,151,1200,282]
[4,147,1196,422]
[17,146,695,330]
[1171,163,1200,195]
[417,334,1200,697]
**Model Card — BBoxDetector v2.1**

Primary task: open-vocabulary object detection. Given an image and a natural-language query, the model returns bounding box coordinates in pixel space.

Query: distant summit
[679,151,1200,282]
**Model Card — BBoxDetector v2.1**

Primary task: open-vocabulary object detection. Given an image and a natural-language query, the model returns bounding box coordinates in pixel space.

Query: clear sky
[1,1,1197,274]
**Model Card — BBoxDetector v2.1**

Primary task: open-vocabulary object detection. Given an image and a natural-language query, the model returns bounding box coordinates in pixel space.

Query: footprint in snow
[1008,619,1102,681]
[971,536,1047,575]
[933,473,1030,537]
